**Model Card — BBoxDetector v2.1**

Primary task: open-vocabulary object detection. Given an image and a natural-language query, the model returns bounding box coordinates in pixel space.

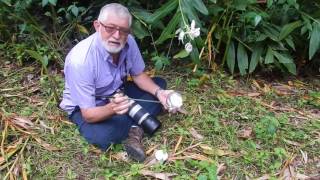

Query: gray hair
[97,3,132,27]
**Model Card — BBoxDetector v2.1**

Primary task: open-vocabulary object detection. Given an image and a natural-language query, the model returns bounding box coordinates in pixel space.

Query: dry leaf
[189,128,204,140]
[281,165,296,180]
[255,174,270,180]
[140,170,176,180]
[247,92,261,97]
[299,150,308,164]
[283,139,301,146]
[39,120,55,134]
[111,152,129,162]
[237,127,252,139]
[12,117,34,129]
[34,137,60,151]
[182,152,214,162]
[199,144,233,156]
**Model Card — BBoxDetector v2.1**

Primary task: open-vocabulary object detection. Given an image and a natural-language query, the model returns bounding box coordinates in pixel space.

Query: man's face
[95,13,130,54]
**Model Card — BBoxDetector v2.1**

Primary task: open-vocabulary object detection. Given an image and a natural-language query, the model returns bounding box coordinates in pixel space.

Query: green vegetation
[1,62,319,179]
[1,0,320,179]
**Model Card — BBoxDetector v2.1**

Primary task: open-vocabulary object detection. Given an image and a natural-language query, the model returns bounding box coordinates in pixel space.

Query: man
[59,3,176,162]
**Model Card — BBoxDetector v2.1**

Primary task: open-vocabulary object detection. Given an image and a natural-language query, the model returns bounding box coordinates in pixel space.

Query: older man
[59,3,175,162]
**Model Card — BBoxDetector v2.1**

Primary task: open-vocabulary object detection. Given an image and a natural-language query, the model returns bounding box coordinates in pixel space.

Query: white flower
[155,150,168,162]
[185,42,193,53]
[189,20,200,39]
[178,30,185,43]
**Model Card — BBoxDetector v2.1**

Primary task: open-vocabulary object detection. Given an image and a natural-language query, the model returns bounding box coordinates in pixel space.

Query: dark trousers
[69,77,166,150]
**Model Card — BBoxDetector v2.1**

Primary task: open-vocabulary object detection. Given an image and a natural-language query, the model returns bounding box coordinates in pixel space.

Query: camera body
[128,101,161,135]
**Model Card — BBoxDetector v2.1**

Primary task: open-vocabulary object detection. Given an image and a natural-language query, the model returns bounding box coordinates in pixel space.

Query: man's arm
[81,94,131,123]
[132,72,173,110]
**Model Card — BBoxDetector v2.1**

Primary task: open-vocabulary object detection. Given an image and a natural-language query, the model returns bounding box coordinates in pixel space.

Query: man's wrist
[154,88,163,98]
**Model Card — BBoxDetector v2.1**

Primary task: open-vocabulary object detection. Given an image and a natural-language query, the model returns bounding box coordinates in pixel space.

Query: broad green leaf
[227,41,235,74]
[173,50,189,59]
[273,51,293,63]
[309,22,320,60]
[155,13,181,44]
[42,0,49,7]
[71,6,79,17]
[181,0,200,24]
[237,43,248,75]
[48,0,56,6]
[191,0,208,15]
[249,44,263,73]
[189,41,200,64]
[285,37,295,50]
[279,20,302,40]
[132,21,149,40]
[262,25,280,41]
[148,0,178,24]
[282,62,297,75]
[131,9,153,23]
[265,47,274,64]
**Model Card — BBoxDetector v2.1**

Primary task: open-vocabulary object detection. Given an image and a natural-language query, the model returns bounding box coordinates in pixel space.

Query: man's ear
[93,20,100,32]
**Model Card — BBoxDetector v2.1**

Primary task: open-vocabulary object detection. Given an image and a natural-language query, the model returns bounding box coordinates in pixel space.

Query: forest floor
[0,60,319,179]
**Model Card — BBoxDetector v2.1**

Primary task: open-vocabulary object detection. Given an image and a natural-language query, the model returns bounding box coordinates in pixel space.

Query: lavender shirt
[59,32,145,114]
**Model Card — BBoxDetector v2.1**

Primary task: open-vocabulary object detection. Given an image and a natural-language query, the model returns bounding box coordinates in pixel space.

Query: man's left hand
[156,89,179,113]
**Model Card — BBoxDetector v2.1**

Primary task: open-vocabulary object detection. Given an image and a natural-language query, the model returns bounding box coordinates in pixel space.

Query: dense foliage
[0,0,320,75]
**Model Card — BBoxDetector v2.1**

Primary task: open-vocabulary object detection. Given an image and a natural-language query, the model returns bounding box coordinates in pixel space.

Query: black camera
[128,101,161,135]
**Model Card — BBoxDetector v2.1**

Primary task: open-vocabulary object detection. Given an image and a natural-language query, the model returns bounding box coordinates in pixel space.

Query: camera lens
[128,102,161,135]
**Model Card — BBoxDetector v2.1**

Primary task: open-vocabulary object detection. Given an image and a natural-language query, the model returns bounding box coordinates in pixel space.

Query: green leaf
[237,43,248,75]
[282,62,297,75]
[48,0,57,6]
[148,0,178,24]
[285,37,295,50]
[227,41,235,74]
[132,21,149,40]
[42,0,49,7]
[273,51,293,63]
[309,22,320,60]
[71,6,79,17]
[181,0,200,24]
[25,50,48,67]
[191,0,208,15]
[249,44,263,73]
[189,44,200,64]
[131,8,153,23]
[155,13,181,44]
[152,55,170,70]
[279,20,302,40]
[1,0,11,6]
[173,50,189,59]
[265,47,274,64]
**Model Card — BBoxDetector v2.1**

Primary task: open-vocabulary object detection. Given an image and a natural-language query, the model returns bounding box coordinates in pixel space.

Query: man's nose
[112,30,121,39]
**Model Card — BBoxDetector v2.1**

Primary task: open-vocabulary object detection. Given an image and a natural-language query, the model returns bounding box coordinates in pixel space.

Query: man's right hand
[110,93,132,115]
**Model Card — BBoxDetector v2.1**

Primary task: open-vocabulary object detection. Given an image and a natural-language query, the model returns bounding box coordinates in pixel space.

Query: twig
[174,136,183,153]
[172,142,202,157]
[4,137,30,180]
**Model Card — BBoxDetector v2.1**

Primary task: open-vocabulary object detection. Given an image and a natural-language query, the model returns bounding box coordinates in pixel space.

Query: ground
[0,60,319,179]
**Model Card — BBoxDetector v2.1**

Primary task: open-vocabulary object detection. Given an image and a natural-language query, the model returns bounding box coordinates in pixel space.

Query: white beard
[99,31,125,54]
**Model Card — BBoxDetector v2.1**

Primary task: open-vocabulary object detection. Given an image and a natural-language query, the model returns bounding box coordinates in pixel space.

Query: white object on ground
[155,150,169,162]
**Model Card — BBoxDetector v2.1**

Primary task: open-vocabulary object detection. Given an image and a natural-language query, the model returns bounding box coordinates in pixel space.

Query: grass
[0,60,319,179]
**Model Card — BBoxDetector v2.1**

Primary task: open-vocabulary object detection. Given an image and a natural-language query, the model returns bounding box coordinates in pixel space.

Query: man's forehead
[104,13,129,26]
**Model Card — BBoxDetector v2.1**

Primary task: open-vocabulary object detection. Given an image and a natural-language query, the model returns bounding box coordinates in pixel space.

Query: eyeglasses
[99,22,130,37]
